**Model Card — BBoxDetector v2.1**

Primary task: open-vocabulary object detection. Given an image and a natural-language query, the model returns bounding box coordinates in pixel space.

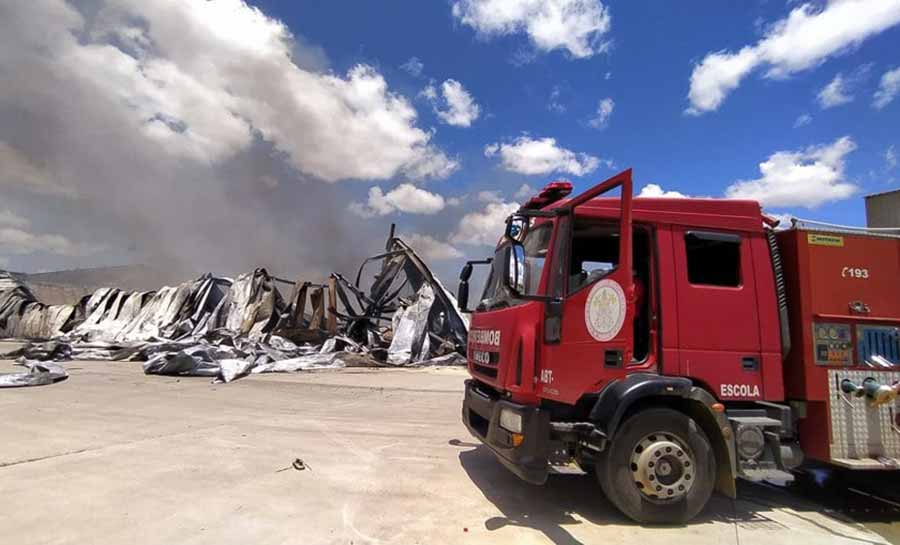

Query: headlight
[499,408,522,434]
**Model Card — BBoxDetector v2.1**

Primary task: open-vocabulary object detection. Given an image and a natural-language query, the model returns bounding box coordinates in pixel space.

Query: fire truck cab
[458,169,900,523]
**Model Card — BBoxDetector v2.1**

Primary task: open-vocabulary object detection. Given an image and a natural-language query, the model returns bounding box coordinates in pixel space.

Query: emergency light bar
[521,180,573,210]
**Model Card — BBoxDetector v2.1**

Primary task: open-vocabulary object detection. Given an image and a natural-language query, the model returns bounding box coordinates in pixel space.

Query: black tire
[595,408,716,524]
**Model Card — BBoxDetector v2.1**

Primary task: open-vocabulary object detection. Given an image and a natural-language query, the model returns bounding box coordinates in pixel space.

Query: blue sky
[266,0,899,222]
[0,0,898,279]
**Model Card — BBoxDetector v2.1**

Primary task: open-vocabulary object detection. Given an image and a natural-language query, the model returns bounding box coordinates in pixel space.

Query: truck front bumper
[461,379,551,485]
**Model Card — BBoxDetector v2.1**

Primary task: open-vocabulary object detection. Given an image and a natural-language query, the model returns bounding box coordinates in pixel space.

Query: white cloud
[346,202,373,218]
[686,48,761,115]
[886,145,897,170]
[548,85,566,113]
[0,209,30,229]
[450,201,521,246]
[403,233,463,261]
[478,190,504,203]
[638,184,689,198]
[817,73,853,108]
[793,113,812,127]
[725,136,858,207]
[687,0,900,114]
[817,65,873,109]
[400,56,424,77]
[1,0,456,183]
[349,183,447,217]
[515,183,535,199]
[400,152,461,181]
[873,66,900,109]
[484,136,600,176]
[0,227,103,257]
[420,84,438,101]
[451,0,612,59]
[423,79,481,127]
[588,97,614,129]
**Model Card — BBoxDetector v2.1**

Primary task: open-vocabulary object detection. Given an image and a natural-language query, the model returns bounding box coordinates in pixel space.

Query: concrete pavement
[0,352,892,545]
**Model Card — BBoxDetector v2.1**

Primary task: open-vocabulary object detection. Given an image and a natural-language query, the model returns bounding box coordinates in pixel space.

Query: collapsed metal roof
[0,234,468,386]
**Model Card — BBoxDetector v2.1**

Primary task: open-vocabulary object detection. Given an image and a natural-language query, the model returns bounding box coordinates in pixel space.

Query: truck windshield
[478,223,552,310]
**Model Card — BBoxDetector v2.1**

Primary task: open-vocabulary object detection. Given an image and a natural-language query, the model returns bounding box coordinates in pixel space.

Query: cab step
[548,461,588,475]
[741,468,795,485]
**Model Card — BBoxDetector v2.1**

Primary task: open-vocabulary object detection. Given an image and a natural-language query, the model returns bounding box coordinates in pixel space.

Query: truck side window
[520,224,553,296]
[685,231,741,287]
[568,221,620,294]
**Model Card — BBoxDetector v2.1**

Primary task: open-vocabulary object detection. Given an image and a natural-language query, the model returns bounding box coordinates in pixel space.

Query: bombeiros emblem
[584,279,626,342]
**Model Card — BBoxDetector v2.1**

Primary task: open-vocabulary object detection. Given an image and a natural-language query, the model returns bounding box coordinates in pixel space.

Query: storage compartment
[776,227,900,466]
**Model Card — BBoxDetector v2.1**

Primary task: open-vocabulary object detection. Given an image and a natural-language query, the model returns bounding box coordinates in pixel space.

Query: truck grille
[469,347,499,379]
[473,363,498,378]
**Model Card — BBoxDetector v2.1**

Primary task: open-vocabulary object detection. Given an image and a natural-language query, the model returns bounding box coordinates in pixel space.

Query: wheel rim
[629,432,695,501]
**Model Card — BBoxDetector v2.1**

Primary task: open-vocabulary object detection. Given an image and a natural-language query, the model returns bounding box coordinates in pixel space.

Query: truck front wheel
[595,408,716,524]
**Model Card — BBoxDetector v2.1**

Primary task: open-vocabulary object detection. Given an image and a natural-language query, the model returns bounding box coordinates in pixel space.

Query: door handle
[741,356,759,371]
[605,350,623,368]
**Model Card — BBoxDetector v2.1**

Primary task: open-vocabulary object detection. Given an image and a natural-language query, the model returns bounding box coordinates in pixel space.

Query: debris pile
[0,235,468,385]
[0,273,80,340]
[0,361,68,388]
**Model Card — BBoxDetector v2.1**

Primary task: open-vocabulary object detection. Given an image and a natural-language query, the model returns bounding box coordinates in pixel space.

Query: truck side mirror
[457,282,470,313]
[460,262,473,281]
[457,258,493,313]
[458,262,474,313]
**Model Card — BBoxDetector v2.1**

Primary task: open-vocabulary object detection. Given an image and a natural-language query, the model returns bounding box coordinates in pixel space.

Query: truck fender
[588,373,692,435]
[589,374,737,498]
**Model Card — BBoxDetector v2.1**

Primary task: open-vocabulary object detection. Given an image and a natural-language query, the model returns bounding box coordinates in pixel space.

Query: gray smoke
[0,0,460,281]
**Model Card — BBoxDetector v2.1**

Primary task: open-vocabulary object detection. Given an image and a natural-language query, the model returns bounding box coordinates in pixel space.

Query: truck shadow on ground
[738,470,900,544]
[455,439,898,545]
[454,441,739,545]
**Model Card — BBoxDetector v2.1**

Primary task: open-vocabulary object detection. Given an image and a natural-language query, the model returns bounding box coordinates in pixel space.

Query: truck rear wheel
[595,408,716,524]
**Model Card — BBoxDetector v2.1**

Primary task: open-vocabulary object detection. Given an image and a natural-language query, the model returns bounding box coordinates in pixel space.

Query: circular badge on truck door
[584,279,627,342]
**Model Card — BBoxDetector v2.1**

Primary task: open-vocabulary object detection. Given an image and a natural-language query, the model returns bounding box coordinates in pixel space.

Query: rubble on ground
[0,361,68,388]
[0,235,468,384]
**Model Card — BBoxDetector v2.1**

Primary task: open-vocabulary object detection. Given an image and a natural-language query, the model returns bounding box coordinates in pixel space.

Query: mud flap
[686,389,737,498]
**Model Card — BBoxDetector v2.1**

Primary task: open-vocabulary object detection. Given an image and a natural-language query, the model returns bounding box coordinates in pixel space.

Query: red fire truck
[457,169,900,523]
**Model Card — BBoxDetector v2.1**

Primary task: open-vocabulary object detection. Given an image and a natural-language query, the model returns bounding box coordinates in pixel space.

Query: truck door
[672,228,764,400]
[539,170,635,405]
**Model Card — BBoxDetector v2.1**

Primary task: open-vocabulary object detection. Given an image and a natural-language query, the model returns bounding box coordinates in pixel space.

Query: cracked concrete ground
[0,343,892,545]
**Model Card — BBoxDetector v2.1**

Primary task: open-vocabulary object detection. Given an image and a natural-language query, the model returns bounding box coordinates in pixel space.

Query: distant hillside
[7,265,196,305]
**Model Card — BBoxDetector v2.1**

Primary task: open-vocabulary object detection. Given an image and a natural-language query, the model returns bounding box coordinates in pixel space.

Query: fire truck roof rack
[789,217,900,239]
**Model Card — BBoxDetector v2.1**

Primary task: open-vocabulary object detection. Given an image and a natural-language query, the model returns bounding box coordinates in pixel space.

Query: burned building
[1,233,468,386]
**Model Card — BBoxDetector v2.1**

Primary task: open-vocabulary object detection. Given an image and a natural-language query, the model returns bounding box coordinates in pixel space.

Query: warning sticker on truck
[808,233,844,247]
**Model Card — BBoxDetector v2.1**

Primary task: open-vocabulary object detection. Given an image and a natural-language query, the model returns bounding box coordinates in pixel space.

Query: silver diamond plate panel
[828,369,900,468]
